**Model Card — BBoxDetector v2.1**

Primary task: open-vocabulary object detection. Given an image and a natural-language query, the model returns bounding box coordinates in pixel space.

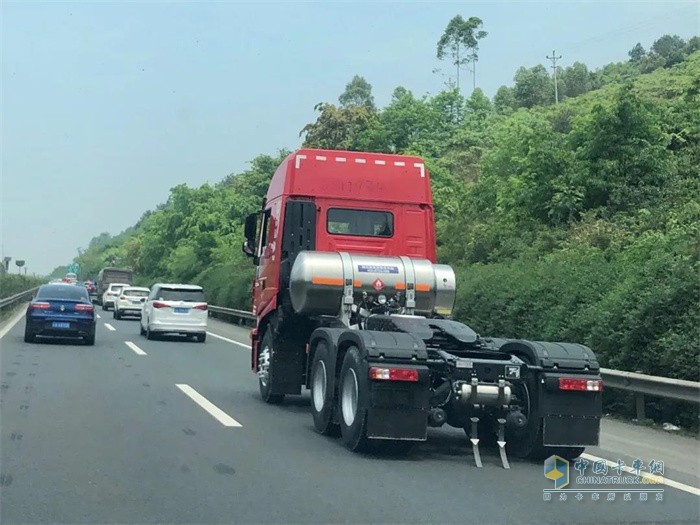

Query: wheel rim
[312,360,327,412]
[341,368,358,426]
[258,345,271,386]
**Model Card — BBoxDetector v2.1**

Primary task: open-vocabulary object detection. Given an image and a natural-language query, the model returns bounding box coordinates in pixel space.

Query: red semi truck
[242,148,602,463]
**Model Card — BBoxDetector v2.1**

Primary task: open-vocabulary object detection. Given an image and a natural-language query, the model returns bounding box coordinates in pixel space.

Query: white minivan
[140,284,208,342]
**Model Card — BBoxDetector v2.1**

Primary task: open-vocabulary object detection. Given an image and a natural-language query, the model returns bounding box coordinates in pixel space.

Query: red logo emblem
[372,278,385,291]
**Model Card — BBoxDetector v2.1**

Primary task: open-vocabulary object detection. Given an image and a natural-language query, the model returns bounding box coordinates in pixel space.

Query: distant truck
[242,148,603,462]
[95,267,133,305]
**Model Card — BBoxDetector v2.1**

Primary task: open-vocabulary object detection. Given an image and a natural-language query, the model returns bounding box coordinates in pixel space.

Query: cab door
[253,200,281,316]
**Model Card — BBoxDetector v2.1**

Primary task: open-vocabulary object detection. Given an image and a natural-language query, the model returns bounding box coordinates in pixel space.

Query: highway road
[1,310,698,524]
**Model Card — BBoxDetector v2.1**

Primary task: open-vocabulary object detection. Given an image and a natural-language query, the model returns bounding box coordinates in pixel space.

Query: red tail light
[152,301,169,309]
[75,303,94,312]
[107,292,116,296]
[193,304,208,311]
[119,296,126,300]
[30,302,51,310]
[369,367,419,382]
[558,377,603,392]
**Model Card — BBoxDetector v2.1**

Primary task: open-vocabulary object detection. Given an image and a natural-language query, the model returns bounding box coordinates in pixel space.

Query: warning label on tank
[357,265,399,274]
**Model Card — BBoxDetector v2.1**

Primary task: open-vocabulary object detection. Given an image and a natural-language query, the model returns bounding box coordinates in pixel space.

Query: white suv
[113,286,150,319]
[140,284,208,342]
[102,283,128,311]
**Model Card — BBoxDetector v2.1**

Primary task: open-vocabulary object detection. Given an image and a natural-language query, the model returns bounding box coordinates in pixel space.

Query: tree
[300,103,378,150]
[338,75,376,110]
[560,62,593,99]
[513,65,552,108]
[466,87,492,118]
[436,15,487,90]
[651,34,687,67]
[628,43,646,62]
[685,36,700,56]
[493,85,517,113]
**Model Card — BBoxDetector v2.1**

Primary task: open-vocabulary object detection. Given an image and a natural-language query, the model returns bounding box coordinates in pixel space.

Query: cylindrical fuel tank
[289,251,456,317]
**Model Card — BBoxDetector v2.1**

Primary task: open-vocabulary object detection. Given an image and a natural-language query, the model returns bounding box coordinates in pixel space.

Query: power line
[546,50,563,104]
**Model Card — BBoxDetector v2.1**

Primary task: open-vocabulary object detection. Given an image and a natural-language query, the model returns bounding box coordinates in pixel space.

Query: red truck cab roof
[263,149,436,262]
[266,149,433,205]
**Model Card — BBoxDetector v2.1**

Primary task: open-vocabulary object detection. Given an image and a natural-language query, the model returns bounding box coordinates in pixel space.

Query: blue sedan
[24,284,96,345]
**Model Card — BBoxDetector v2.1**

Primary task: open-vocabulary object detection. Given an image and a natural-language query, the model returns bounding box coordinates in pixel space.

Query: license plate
[173,308,189,314]
[52,322,70,329]
[132,300,141,305]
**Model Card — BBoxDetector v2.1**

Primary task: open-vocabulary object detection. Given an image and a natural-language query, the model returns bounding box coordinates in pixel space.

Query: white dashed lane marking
[125,341,147,355]
[176,384,242,427]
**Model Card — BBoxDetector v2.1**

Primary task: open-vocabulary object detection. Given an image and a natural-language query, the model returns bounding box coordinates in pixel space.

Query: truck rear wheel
[338,346,370,452]
[258,330,284,404]
[310,341,339,436]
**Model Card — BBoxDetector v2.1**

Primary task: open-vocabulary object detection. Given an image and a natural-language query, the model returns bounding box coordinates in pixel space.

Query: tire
[258,329,284,404]
[196,333,206,343]
[113,309,118,319]
[140,321,146,336]
[146,324,156,340]
[101,303,107,311]
[310,342,339,436]
[338,346,371,452]
[84,333,95,346]
[23,325,35,343]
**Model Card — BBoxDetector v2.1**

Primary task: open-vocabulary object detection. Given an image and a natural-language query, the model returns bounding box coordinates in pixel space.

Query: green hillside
[67,40,700,400]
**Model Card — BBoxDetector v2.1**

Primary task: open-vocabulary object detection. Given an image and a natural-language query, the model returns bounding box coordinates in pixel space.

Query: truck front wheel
[258,330,284,405]
[338,346,370,452]
[310,341,339,436]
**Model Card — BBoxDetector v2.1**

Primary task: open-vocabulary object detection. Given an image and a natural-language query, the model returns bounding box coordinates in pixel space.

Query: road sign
[68,262,80,274]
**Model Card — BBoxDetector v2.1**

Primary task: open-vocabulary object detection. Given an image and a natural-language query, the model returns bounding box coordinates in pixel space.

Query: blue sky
[1,0,698,275]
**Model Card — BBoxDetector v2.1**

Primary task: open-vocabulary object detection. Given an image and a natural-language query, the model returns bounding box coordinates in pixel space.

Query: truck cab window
[327,209,393,237]
[257,209,271,256]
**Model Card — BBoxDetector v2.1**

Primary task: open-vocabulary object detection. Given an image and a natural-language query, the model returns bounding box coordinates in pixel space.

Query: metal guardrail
[0,287,39,311]
[207,305,700,420]
[600,368,700,420]
[208,305,256,326]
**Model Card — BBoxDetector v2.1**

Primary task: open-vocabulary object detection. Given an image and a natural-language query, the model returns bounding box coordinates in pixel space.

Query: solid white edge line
[580,453,700,496]
[0,307,27,340]
[207,331,251,349]
[125,341,147,355]
[104,323,116,331]
[176,384,242,427]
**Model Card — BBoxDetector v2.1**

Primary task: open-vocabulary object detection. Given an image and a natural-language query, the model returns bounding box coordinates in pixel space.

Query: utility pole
[547,50,563,104]
[470,56,478,91]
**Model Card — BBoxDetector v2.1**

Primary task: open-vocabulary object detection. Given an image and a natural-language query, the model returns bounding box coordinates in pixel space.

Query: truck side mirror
[244,213,257,246]
[243,213,259,263]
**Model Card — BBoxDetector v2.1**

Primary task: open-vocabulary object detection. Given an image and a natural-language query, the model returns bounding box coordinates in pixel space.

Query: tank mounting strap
[399,256,416,314]
[339,252,354,326]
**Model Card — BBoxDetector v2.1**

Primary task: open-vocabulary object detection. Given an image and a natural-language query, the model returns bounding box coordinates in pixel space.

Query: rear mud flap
[365,380,429,440]
[366,408,428,441]
[543,415,601,447]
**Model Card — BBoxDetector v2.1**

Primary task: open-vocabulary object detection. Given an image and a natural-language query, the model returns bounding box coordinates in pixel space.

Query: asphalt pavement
[1,311,698,524]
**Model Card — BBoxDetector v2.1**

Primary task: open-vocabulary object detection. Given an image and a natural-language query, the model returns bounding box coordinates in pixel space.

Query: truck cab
[244,148,436,352]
